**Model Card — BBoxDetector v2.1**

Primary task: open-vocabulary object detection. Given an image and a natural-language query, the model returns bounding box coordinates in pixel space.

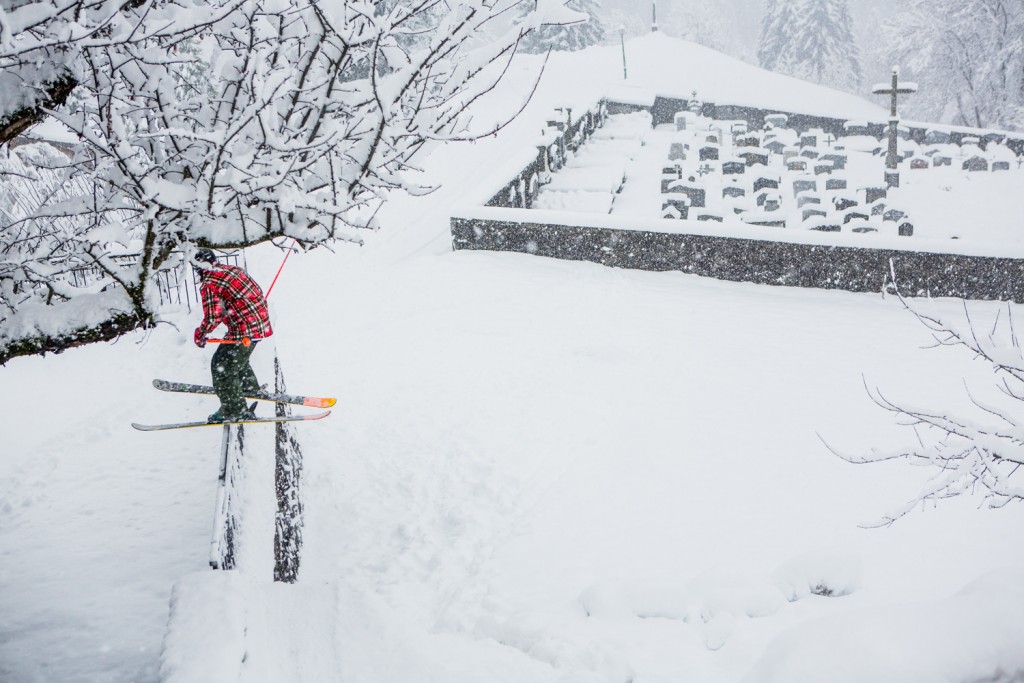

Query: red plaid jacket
[196,264,273,341]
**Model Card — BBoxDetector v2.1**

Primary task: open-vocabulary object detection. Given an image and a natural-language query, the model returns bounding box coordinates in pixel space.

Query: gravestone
[962,156,989,172]
[800,133,818,148]
[820,153,847,170]
[662,198,690,218]
[740,152,769,167]
[662,204,684,220]
[754,176,780,193]
[803,208,828,222]
[851,225,878,233]
[787,159,807,172]
[925,129,950,145]
[674,112,690,131]
[843,210,870,224]
[783,149,799,162]
[668,142,687,161]
[826,178,847,191]
[910,158,929,170]
[843,121,873,136]
[798,195,821,208]
[898,221,914,236]
[765,140,787,155]
[722,161,745,175]
[932,155,952,167]
[814,163,833,175]
[793,179,817,197]
[736,134,761,148]
[706,134,720,144]
[870,202,886,216]
[723,186,746,198]
[834,196,858,212]
[697,212,724,222]
[883,208,905,223]
[764,194,781,212]
[809,223,841,232]
[665,182,706,207]
[993,161,1011,172]
[742,214,786,228]
[764,113,789,129]
[864,186,887,204]
[700,146,720,161]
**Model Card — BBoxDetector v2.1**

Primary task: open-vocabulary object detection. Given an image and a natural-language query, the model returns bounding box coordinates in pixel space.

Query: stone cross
[823,133,836,148]
[872,67,918,188]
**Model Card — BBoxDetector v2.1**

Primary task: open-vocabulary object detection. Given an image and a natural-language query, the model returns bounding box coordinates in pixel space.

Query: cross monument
[871,67,918,188]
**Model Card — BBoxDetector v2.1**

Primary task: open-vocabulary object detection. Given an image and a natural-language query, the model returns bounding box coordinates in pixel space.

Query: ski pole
[264,238,296,300]
[207,337,253,347]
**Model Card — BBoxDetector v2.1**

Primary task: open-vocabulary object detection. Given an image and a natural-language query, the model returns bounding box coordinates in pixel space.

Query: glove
[194,328,207,348]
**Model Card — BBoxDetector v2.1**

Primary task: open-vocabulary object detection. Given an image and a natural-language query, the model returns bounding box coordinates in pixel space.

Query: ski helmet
[193,247,218,268]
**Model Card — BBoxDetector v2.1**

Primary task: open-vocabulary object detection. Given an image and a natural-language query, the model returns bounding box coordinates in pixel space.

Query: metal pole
[620,28,627,79]
[652,0,658,32]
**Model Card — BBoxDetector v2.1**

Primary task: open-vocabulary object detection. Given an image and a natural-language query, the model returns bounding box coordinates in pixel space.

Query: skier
[192,248,273,423]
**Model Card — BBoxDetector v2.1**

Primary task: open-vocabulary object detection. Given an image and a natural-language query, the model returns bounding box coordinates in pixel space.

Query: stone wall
[487,101,608,209]
[646,96,1024,154]
[451,215,1024,302]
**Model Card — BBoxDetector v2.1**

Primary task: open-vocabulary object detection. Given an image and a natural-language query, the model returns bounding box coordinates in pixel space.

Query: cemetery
[453,91,1024,300]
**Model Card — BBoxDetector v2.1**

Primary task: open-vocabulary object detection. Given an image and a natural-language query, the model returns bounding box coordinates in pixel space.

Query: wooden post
[872,67,918,189]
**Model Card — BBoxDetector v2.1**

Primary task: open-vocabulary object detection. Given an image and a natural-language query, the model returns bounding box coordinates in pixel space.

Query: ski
[153,379,336,409]
[132,410,331,432]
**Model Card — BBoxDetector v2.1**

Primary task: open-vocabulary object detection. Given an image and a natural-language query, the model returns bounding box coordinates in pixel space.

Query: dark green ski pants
[211,341,261,417]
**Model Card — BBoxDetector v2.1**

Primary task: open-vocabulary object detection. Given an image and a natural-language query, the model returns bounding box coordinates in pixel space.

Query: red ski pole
[264,238,296,300]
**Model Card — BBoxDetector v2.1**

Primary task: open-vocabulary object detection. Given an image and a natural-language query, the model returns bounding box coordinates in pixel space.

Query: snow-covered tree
[758,0,861,90]
[830,295,1024,526]
[884,0,1024,130]
[516,0,600,53]
[0,0,578,364]
[757,0,801,72]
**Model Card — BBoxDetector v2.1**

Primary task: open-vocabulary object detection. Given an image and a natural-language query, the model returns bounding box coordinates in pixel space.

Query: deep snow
[2,33,1024,683]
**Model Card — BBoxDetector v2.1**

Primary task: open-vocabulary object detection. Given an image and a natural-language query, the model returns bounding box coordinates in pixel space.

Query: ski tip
[304,397,337,408]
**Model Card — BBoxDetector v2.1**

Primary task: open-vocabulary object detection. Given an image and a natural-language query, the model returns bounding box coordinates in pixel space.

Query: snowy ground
[2,33,1024,683]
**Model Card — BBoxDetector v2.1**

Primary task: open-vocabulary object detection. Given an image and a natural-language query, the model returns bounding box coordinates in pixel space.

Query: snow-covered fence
[486,101,607,210]
[273,354,304,583]
[210,425,245,570]
[67,252,240,312]
[451,209,1024,302]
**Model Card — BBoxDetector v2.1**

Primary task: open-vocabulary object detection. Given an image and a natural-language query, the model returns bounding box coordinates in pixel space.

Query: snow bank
[577,551,863,652]
[744,568,1024,683]
[160,571,246,683]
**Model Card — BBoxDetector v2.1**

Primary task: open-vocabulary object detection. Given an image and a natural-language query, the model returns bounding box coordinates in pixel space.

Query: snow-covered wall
[451,209,1024,302]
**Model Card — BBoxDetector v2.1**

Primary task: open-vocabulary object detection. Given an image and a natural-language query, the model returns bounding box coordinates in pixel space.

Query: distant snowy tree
[0,0,578,364]
[517,0,601,53]
[830,295,1024,526]
[758,0,861,90]
[757,0,801,72]
[884,0,1024,130]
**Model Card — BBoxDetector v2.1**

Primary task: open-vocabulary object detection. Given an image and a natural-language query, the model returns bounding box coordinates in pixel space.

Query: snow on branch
[825,289,1024,526]
[0,0,558,363]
